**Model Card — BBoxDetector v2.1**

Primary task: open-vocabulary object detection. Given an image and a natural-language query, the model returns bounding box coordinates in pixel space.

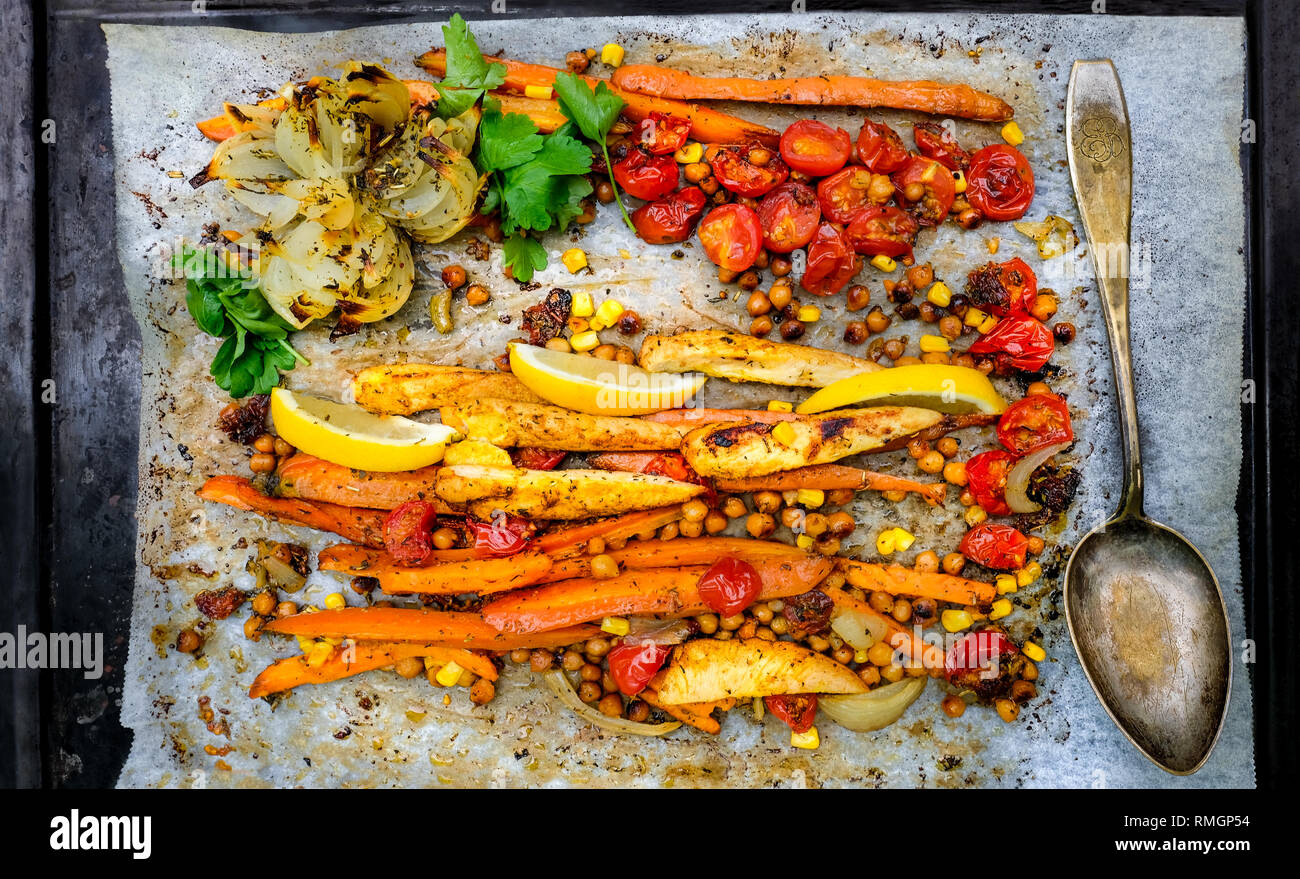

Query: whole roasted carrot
[275,454,452,512]
[535,506,685,555]
[318,545,554,595]
[611,64,1015,122]
[264,607,598,649]
[716,465,948,504]
[838,559,995,605]
[197,475,386,548]
[537,537,818,584]
[249,641,496,699]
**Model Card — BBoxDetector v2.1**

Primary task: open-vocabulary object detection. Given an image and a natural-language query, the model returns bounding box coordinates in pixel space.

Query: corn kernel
[524,84,554,101]
[771,421,797,446]
[941,609,973,632]
[306,641,334,668]
[674,141,703,164]
[457,667,476,688]
[796,533,815,550]
[891,527,916,551]
[952,169,968,193]
[964,306,988,328]
[296,636,315,653]
[919,334,950,353]
[977,314,1000,334]
[996,573,1019,595]
[876,530,897,555]
[989,598,1014,621]
[324,592,346,610]
[569,330,600,352]
[1017,561,1043,587]
[853,648,870,664]
[1023,641,1047,662]
[964,505,988,526]
[767,400,793,412]
[590,298,625,330]
[1001,121,1025,146]
[870,254,897,272]
[601,43,625,67]
[796,488,825,508]
[797,304,821,322]
[570,290,594,317]
[435,661,464,687]
[790,726,820,749]
[601,616,630,636]
[927,281,952,307]
[561,248,588,274]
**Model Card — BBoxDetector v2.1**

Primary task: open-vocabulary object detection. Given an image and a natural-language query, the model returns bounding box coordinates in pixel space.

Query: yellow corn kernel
[964,306,988,327]
[952,169,968,194]
[322,636,342,647]
[996,573,1019,595]
[601,43,625,67]
[790,726,820,750]
[306,641,334,668]
[870,254,897,272]
[941,609,974,632]
[891,527,916,551]
[770,421,797,446]
[919,334,950,353]
[590,298,625,330]
[797,304,821,322]
[435,660,464,688]
[927,281,952,307]
[977,314,1000,334]
[876,530,897,555]
[457,667,476,688]
[601,616,630,637]
[1017,561,1043,587]
[296,636,315,654]
[674,141,703,164]
[1023,641,1047,662]
[796,488,825,508]
[569,330,600,352]
[1001,121,1025,146]
[989,598,1014,621]
[796,533,815,550]
[767,400,793,412]
[570,290,594,317]
[964,504,988,526]
[561,248,588,274]
[853,648,870,664]
[524,84,554,101]
[324,592,347,610]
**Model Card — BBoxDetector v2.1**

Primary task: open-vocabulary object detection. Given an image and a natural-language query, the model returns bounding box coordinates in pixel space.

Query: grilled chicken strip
[638,330,881,387]
[435,465,706,519]
[440,398,691,451]
[352,364,540,415]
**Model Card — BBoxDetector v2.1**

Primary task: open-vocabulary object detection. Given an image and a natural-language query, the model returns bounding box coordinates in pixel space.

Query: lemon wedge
[269,388,459,472]
[508,342,707,416]
[796,364,1008,415]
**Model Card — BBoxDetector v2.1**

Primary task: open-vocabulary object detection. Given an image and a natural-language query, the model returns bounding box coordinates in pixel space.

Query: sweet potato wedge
[638,330,881,387]
[351,364,540,416]
[440,398,690,450]
[435,465,705,519]
[650,637,869,704]
[197,475,387,548]
[264,607,598,649]
[249,641,496,699]
[275,454,453,511]
[318,544,554,595]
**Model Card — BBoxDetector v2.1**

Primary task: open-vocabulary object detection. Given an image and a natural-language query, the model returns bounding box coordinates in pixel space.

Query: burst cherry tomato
[635,112,691,156]
[965,449,1018,516]
[800,221,860,297]
[631,186,708,244]
[696,557,763,617]
[765,694,819,734]
[965,257,1038,316]
[967,144,1035,221]
[709,144,790,197]
[612,147,680,201]
[997,393,1073,455]
[912,122,970,171]
[845,205,919,258]
[959,522,1031,570]
[467,514,534,558]
[383,500,438,565]
[856,119,910,173]
[945,630,1020,688]
[816,165,881,225]
[606,641,672,696]
[779,119,852,176]
[756,181,821,253]
[968,314,1055,372]
[510,447,567,470]
[892,156,957,227]
[698,203,764,272]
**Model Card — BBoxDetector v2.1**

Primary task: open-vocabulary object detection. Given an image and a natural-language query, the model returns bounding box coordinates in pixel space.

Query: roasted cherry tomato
[855,119,910,173]
[965,257,1038,317]
[765,694,819,734]
[631,186,708,244]
[966,144,1035,221]
[892,155,957,227]
[606,641,672,696]
[510,447,568,470]
[698,203,764,271]
[800,221,860,297]
[696,557,763,616]
[945,629,1020,695]
[467,513,534,558]
[959,522,1031,570]
[968,314,1055,372]
[816,165,883,225]
[779,119,852,176]
[912,121,970,171]
[965,449,1018,516]
[845,205,919,258]
[635,111,691,156]
[709,144,790,197]
[997,393,1073,455]
[756,181,822,253]
[612,146,680,201]
[383,500,438,565]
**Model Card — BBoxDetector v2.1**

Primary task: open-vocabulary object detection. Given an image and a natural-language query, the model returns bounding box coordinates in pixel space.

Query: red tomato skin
[845,205,919,258]
[959,523,1030,570]
[698,203,764,272]
[383,500,438,565]
[779,119,852,176]
[965,449,1018,516]
[967,145,1035,221]
[892,156,958,226]
[800,222,861,297]
[912,122,970,171]
[696,557,763,616]
[968,314,1056,372]
[709,146,790,197]
[510,447,567,470]
[945,630,1019,684]
[856,120,910,173]
[467,514,534,558]
[965,257,1039,317]
[613,148,680,201]
[756,181,822,253]
[607,642,672,696]
[765,694,819,733]
[997,394,1074,455]
[631,186,708,244]
[636,112,691,155]
[816,165,878,225]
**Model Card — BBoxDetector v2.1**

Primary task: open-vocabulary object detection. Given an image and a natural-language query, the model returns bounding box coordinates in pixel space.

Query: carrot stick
[717,465,948,504]
[823,585,946,670]
[839,560,995,606]
[274,454,454,512]
[611,64,1015,122]
[249,641,496,698]
[535,506,685,555]
[264,607,599,649]
[405,78,594,133]
[639,688,734,735]
[198,475,387,548]
[415,49,779,146]
[641,408,797,427]
[318,545,554,595]
[536,537,817,584]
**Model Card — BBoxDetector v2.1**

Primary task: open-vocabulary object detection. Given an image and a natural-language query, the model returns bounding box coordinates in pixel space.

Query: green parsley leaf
[552,72,624,144]
[476,103,543,173]
[501,234,548,284]
[436,13,507,119]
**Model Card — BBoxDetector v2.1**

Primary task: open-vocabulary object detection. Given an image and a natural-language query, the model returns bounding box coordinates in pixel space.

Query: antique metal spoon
[1062,60,1232,775]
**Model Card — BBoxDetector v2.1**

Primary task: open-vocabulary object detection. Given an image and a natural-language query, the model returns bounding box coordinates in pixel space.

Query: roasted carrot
[415,49,779,146]
[536,537,818,584]
[840,560,995,605]
[716,465,948,504]
[823,585,946,670]
[876,412,1000,452]
[249,641,496,699]
[482,556,832,633]
[264,608,598,649]
[195,97,289,142]
[641,408,796,427]
[611,64,1015,122]
[318,545,554,595]
[535,506,685,555]
[197,476,387,548]
[638,689,734,735]
[275,454,453,512]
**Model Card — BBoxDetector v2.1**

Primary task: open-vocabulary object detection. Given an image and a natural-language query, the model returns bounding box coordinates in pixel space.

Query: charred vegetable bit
[216,394,270,445]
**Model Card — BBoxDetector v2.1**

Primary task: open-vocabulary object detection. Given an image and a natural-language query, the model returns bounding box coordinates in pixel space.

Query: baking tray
[6,0,1293,788]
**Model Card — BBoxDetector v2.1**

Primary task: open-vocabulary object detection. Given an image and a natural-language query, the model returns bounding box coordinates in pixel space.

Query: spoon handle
[1066,60,1143,519]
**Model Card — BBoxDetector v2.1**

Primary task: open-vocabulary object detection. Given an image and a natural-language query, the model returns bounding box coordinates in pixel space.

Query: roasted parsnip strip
[435,465,705,520]
[351,364,540,415]
[638,330,882,388]
[440,398,690,450]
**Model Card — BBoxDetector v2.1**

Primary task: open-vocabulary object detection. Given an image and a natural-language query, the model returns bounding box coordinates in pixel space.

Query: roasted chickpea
[866,306,891,333]
[719,613,745,631]
[906,264,934,289]
[722,496,748,518]
[580,662,603,683]
[595,180,616,203]
[704,511,728,534]
[917,449,945,474]
[907,438,931,459]
[751,314,773,337]
[938,314,963,340]
[593,343,617,361]
[465,284,491,306]
[251,590,276,616]
[833,645,856,665]
[441,264,468,290]
[827,488,855,506]
[749,147,773,166]
[584,637,611,659]
[176,629,203,654]
[275,601,298,619]
[659,521,680,541]
[913,551,940,573]
[679,518,704,538]
[882,337,906,360]
[250,453,276,473]
[1030,293,1058,322]
[529,649,554,672]
[243,616,263,640]
[780,319,806,341]
[432,527,458,550]
[1027,535,1046,555]
[936,437,960,458]
[615,346,637,365]
[738,271,761,291]
[943,460,968,486]
[1054,322,1077,344]
[683,161,712,184]
[590,554,619,579]
[858,665,882,686]
[747,290,772,316]
[941,695,967,718]
[1010,680,1038,703]
[770,255,792,277]
[902,181,925,202]
[753,490,782,514]
[802,512,828,538]
[696,613,719,635]
[470,678,496,705]
[545,337,572,353]
[995,698,1020,722]
[253,433,276,454]
[565,50,591,72]
[746,512,776,539]
[578,681,603,703]
[768,283,793,310]
[826,511,856,537]
[843,321,868,344]
[868,590,894,615]
[846,284,872,312]
[942,552,966,575]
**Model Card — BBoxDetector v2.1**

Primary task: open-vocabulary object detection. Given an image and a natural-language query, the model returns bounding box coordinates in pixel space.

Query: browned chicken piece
[440,398,691,450]
[351,364,540,415]
[435,464,705,519]
[650,638,869,705]
[638,330,882,387]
